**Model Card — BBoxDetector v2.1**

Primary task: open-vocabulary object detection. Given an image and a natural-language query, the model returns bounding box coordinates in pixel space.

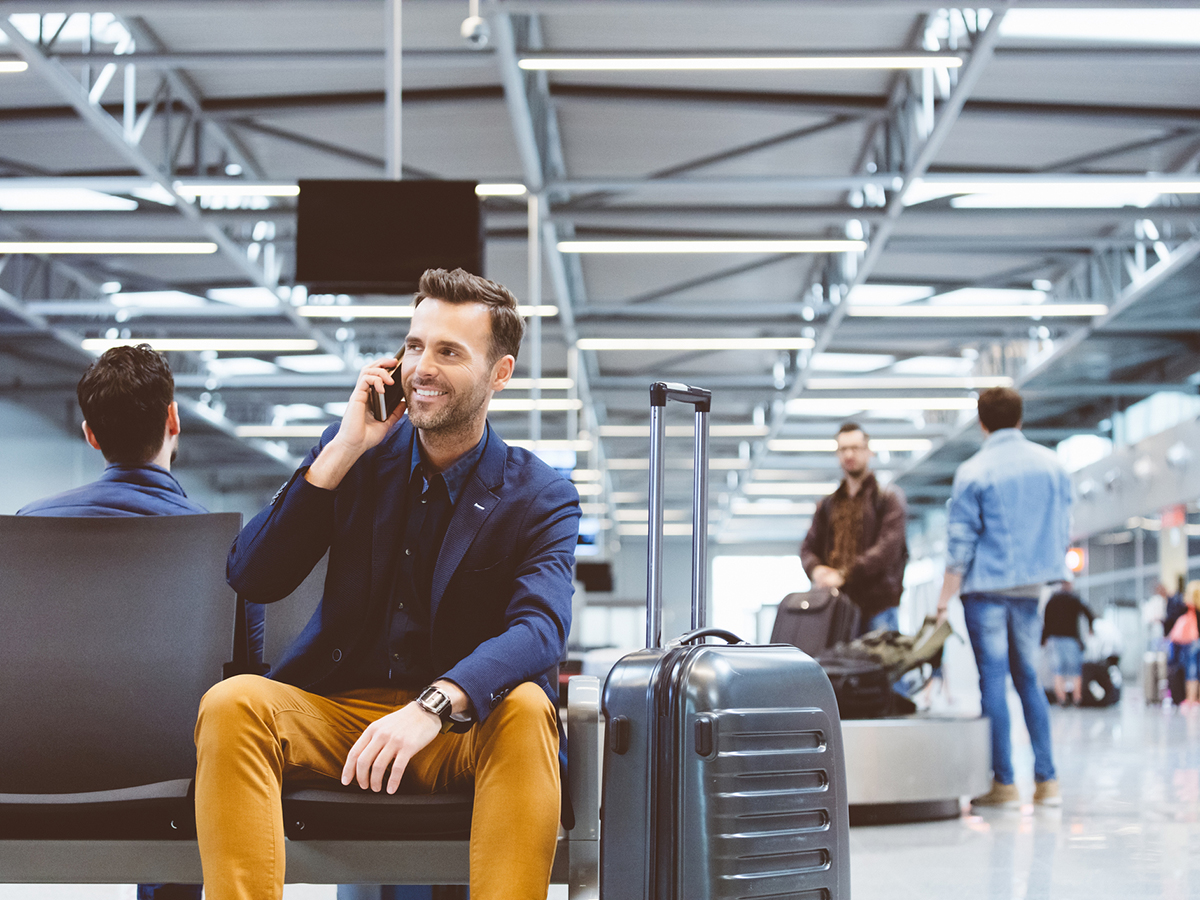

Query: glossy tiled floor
[850,697,1200,900]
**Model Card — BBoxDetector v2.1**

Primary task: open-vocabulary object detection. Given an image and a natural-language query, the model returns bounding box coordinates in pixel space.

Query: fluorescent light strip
[236,425,327,438]
[174,182,299,197]
[916,177,1200,194]
[298,304,558,318]
[731,501,817,516]
[574,483,604,496]
[0,61,29,73]
[786,397,977,413]
[744,482,839,496]
[619,523,701,537]
[605,458,748,470]
[559,239,865,254]
[505,439,594,452]
[578,337,814,351]
[806,376,1014,390]
[768,438,934,452]
[846,304,1106,318]
[488,398,582,412]
[475,183,528,196]
[578,503,608,516]
[518,55,962,71]
[571,469,603,482]
[0,241,218,255]
[506,378,574,390]
[83,338,319,353]
[598,424,769,437]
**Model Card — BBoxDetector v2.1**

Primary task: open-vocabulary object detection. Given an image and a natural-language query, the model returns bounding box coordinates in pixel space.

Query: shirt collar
[100,462,187,495]
[409,426,489,507]
[836,470,876,500]
[982,427,1025,448]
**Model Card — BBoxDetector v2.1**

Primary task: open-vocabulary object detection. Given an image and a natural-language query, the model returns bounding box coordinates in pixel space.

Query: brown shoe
[971,780,1021,809]
[1033,779,1062,807]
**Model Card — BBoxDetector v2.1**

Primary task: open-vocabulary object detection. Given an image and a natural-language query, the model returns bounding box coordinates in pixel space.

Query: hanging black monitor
[294,180,483,294]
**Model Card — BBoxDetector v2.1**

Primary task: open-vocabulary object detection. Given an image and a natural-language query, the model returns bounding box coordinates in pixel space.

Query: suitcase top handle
[650,382,712,412]
[666,627,746,648]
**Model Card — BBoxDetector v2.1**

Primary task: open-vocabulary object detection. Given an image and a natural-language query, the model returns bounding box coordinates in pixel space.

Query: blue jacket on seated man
[16,344,220,900]
[18,462,207,517]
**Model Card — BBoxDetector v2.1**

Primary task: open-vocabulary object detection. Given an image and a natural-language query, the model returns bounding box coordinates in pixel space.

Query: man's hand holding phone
[305,351,407,490]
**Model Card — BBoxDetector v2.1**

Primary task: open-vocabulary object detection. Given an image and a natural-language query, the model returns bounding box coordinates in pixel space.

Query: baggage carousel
[841,715,991,824]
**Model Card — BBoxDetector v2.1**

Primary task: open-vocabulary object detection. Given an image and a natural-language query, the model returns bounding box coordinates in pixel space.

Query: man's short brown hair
[837,421,869,442]
[414,268,525,364]
[77,344,174,465]
[978,387,1023,432]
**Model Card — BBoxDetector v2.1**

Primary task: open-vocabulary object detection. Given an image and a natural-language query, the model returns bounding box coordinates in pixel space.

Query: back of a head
[77,344,174,465]
[1186,580,1200,609]
[977,387,1023,432]
[414,267,525,365]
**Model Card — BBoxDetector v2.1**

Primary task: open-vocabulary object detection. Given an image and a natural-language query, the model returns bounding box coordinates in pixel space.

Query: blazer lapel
[429,426,507,618]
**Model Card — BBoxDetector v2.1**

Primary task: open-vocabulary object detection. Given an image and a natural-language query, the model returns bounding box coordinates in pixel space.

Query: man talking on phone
[193,268,581,900]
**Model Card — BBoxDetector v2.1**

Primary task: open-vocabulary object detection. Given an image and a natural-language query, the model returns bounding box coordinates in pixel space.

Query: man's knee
[485,682,556,739]
[196,674,277,740]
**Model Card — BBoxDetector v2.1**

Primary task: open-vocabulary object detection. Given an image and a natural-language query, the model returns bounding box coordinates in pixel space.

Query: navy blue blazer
[227,417,581,722]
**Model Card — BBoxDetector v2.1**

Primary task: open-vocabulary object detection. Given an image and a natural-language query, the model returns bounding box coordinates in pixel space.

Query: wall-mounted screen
[295,180,483,294]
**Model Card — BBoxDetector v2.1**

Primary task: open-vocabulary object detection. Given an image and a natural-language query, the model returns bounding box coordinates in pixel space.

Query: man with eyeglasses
[800,422,909,635]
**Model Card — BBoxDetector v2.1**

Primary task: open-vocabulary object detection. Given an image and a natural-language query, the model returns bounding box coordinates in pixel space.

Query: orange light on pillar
[1065,547,1086,574]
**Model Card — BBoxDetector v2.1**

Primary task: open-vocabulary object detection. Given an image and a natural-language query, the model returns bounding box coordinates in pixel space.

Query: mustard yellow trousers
[194,675,561,900]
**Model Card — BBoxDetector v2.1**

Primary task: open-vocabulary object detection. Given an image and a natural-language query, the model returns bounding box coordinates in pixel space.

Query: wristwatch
[415,686,455,733]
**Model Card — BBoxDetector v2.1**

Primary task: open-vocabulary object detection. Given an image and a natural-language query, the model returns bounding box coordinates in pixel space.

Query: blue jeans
[962,593,1056,785]
[860,605,899,636]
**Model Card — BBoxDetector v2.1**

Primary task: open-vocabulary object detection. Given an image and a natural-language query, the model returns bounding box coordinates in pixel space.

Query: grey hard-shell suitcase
[599,383,851,900]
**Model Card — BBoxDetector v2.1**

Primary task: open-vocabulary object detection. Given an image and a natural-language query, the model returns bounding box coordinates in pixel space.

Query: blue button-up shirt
[946,428,1072,594]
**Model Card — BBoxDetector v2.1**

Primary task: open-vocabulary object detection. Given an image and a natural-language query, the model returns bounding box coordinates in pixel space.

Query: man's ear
[81,421,102,451]
[166,401,181,436]
[490,355,515,391]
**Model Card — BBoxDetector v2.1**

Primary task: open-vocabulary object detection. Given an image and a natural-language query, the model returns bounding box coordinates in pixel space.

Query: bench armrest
[566,675,600,842]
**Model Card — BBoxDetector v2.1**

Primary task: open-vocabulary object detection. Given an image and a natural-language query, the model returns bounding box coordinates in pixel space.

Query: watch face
[419,687,451,719]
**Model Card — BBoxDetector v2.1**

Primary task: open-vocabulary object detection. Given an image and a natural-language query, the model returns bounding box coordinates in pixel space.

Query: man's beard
[405,375,490,437]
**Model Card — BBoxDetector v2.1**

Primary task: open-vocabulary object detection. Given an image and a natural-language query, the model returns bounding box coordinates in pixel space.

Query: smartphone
[369,347,406,422]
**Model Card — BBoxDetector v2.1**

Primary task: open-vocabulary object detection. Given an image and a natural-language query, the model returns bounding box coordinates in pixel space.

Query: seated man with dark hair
[18,342,206,900]
[18,343,205,517]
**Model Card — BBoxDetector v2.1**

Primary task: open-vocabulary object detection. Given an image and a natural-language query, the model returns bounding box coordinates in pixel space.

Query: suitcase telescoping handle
[647,381,712,649]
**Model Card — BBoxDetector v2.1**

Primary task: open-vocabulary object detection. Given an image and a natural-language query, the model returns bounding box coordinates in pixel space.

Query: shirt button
[392,652,401,661]
[397,602,405,610]
[405,548,411,556]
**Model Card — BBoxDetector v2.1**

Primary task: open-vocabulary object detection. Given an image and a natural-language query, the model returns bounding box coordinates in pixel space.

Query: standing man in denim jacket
[936,387,1071,809]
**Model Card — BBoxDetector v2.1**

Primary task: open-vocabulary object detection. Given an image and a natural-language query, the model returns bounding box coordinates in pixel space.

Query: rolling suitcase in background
[600,382,850,900]
[770,586,861,657]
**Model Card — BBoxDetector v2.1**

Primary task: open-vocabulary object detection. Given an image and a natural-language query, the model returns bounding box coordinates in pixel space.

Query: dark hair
[977,387,1023,432]
[77,344,175,465]
[414,267,525,364]
[837,422,869,442]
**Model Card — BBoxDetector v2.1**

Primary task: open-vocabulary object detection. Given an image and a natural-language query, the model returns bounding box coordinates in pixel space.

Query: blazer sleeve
[440,475,581,724]
[799,499,828,578]
[847,487,907,584]
[226,423,341,603]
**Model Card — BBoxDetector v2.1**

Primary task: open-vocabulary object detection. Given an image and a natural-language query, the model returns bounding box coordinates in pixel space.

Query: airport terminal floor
[850,695,1200,900]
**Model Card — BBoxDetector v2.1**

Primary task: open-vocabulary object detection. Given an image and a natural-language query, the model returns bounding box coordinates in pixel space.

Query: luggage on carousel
[769,586,860,656]
[599,383,850,900]
[1079,659,1122,707]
